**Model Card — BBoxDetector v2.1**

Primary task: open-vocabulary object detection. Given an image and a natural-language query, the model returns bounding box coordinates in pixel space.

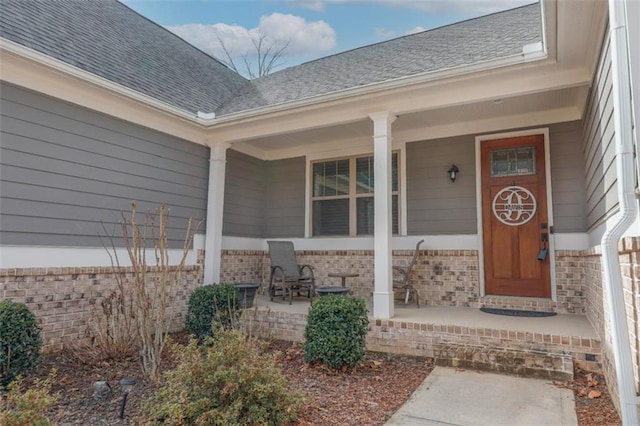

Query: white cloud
[405,26,426,35]
[374,28,396,39]
[258,13,336,54]
[288,0,326,12]
[294,0,534,15]
[385,0,534,15]
[167,13,336,59]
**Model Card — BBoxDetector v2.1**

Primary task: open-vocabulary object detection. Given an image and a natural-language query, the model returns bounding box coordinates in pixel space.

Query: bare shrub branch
[91,202,200,380]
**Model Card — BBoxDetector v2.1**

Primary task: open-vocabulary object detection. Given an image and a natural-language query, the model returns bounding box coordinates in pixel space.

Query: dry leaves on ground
[21,337,621,426]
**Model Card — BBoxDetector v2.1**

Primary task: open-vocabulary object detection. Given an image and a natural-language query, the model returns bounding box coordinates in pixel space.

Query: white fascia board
[1,35,549,133]
[0,40,209,144]
[210,50,548,126]
[0,38,197,121]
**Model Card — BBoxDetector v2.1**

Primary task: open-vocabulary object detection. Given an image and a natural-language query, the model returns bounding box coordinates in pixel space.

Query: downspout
[602,0,639,424]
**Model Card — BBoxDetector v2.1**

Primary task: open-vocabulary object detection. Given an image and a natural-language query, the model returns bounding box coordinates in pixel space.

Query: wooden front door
[481,134,551,298]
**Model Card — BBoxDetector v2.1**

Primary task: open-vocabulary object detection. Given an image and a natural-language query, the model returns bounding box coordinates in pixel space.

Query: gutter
[0,37,548,129]
[601,1,640,424]
[206,44,547,125]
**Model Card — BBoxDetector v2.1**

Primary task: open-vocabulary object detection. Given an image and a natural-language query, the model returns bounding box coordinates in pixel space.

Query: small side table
[316,286,351,297]
[328,272,359,287]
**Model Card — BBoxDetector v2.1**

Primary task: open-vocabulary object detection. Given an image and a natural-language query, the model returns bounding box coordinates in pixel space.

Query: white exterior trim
[370,111,396,319]
[475,128,556,300]
[0,234,205,269]
[399,141,408,236]
[303,140,406,238]
[204,142,230,284]
[222,233,587,251]
[0,232,589,269]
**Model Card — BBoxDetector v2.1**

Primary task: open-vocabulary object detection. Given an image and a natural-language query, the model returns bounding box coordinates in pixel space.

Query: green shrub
[185,284,240,338]
[137,330,299,425]
[0,301,42,388]
[304,296,369,370]
[0,370,59,426]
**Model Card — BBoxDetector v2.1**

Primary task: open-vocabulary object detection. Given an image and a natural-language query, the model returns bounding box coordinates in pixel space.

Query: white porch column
[369,112,396,319]
[204,142,230,285]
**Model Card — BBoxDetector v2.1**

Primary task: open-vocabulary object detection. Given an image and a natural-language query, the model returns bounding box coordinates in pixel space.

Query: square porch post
[204,142,230,284]
[369,112,396,319]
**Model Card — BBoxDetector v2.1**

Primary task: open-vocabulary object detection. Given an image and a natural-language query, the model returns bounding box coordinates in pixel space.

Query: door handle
[538,233,548,261]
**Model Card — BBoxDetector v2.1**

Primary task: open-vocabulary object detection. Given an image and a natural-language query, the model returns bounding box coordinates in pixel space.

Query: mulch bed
[16,337,621,425]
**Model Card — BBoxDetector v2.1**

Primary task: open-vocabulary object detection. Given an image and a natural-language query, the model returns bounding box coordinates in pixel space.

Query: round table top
[327,272,359,278]
[316,286,351,294]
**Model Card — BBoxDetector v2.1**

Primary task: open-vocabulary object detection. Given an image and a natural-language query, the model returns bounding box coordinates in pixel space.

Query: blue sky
[123,0,533,76]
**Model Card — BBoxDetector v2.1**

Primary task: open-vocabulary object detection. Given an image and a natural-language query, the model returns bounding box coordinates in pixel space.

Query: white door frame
[474,128,557,300]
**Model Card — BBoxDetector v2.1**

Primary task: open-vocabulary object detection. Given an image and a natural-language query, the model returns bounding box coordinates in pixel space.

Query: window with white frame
[311,153,399,236]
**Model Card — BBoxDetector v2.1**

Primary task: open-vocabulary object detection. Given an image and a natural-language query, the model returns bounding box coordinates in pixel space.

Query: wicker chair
[393,239,424,307]
[267,241,315,305]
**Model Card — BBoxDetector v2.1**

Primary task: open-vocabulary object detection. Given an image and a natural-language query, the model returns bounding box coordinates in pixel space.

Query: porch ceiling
[232,84,589,159]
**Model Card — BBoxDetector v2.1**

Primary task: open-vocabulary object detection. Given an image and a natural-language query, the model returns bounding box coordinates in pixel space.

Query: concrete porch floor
[253,294,598,339]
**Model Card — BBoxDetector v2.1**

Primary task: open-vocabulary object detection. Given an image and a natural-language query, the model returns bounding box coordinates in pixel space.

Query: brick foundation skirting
[0,265,203,351]
[245,307,600,381]
[221,249,587,314]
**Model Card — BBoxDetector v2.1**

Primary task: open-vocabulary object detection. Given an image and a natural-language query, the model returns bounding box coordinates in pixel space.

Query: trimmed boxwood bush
[138,330,299,425]
[185,284,240,338]
[0,301,42,389]
[303,295,369,370]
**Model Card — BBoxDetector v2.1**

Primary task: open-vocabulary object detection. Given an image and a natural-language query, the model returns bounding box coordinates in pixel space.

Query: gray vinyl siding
[222,153,305,238]
[406,135,477,234]
[406,122,587,235]
[548,121,588,232]
[582,30,618,230]
[223,150,265,237]
[264,157,306,238]
[0,83,209,247]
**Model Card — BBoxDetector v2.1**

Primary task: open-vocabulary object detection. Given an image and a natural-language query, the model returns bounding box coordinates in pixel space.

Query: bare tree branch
[216,32,289,79]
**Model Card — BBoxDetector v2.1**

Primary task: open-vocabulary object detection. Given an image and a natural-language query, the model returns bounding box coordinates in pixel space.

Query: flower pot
[234,283,259,308]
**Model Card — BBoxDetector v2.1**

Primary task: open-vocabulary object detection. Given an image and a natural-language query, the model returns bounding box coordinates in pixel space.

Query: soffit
[231,85,588,159]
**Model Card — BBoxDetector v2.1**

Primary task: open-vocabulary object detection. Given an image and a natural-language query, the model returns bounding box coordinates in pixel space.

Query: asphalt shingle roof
[0,0,247,114]
[0,1,541,118]
[216,3,541,116]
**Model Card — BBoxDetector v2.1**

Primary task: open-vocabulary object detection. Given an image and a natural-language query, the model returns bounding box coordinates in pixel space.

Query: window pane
[313,199,349,236]
[357,197,374,235]
[392,194,399,234]
[356,195,399,235]
[313,159,349,197]
[491,146,535,177]
[392,153,398,192]
[355,153,399,194]
[356,157,374,194]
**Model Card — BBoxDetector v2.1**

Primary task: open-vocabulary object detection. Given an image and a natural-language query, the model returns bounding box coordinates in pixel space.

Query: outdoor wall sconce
[119,377,137,419]
[448,164,459,182]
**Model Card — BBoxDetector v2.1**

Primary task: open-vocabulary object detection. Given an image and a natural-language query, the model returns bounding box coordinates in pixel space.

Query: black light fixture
[448,164,459,182]
[119,377,137,419]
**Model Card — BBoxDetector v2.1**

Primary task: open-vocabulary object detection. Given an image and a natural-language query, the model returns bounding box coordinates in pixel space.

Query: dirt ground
[17,338,621,425]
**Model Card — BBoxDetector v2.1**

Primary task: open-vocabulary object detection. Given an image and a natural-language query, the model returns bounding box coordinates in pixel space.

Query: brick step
[434,344,574,381]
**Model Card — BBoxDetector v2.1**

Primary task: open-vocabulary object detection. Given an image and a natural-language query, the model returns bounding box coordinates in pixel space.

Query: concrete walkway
[386,367,577,426]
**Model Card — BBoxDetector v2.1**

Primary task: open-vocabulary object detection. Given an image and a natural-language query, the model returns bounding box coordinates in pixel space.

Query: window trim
[309,152,401,237]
